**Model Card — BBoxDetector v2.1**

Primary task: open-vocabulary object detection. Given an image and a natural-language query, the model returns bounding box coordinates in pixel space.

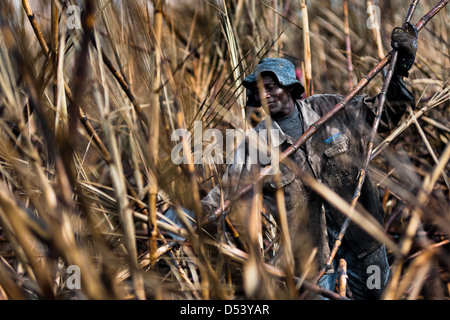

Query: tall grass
[0,0,448,299]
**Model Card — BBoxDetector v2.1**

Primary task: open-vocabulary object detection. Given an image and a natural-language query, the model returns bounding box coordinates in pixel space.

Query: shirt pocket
[323,135,358,182]
[268,170,296,188]
[324,136,350,157]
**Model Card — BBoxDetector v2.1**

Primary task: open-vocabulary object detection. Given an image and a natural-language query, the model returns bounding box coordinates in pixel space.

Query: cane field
[0,0,448,300]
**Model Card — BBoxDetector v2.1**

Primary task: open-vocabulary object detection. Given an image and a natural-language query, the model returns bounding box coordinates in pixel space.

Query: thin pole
[313,0,422,284]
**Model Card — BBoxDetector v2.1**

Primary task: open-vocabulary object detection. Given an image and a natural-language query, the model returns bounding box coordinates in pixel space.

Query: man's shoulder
[299,94,345,111]
[298,93,370,120]
[300,93,372,114]
[252,118,269,133]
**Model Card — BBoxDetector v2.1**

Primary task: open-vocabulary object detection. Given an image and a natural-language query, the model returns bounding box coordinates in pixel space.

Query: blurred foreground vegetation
[0,0,448,299]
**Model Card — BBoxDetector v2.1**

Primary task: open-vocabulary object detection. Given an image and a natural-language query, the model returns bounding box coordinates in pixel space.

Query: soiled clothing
[200,74,414,282]
[273,105,303,142]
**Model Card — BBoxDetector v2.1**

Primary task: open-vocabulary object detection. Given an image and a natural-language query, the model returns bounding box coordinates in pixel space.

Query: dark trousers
[318,222,390,299]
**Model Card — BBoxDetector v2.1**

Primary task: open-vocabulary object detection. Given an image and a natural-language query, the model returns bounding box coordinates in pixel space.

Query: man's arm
[201,134,260,217]
[163,149,248,240]
[364,22,418,132]
[364,72,415,133]
[303,23,418,134]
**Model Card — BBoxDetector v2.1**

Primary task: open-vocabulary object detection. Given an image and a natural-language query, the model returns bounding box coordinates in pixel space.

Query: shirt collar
[296,99,321,130]
[255,100,321,145]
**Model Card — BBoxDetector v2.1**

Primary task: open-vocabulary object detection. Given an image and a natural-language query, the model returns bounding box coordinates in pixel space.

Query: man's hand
[391,22,418,77]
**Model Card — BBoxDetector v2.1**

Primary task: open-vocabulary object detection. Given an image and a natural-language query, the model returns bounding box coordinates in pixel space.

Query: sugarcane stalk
[82,24,248,267]
[152,224,349,300]
[257,77,297,297]
[12,2,113,299]
[219,240,350,299]
[338,258,348,297]
[371,88,450,159]
[19,1,156,218]
[408,106,450,189]
[88,36,150,134]
[202,0,448,227]
[51,0,59,109]
[22,0,149,147]
[313,0,422,284]
[22,0,49,55]
[300,0,312,97]
[366,0,385,60]
[19,4,164,296]
[225,217,249,253]
[147,0,164,269]
[343,0,354,91]
[171,98,220,299]
[384,140,450,299]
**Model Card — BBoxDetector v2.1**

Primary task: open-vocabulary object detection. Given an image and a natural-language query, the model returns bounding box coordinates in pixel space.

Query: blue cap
[242,58,305,107]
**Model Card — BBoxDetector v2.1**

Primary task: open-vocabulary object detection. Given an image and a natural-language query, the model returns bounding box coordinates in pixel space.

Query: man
[198,23,418,299]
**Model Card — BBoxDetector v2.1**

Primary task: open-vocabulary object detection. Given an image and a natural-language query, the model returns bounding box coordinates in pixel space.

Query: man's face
[254,74,295,118]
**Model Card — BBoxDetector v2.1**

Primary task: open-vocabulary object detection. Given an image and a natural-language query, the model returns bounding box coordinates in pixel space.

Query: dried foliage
[0,0,448,300]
